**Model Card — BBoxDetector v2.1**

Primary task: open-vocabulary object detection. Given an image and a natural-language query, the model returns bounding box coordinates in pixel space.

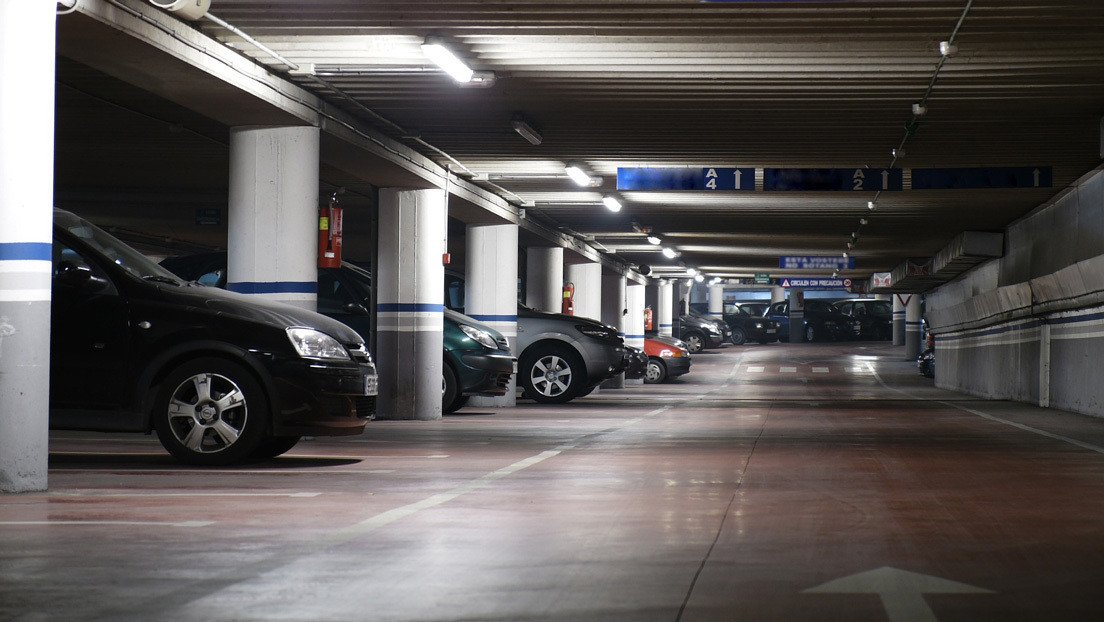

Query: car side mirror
[343,302,370,316]
[56,263,108,292]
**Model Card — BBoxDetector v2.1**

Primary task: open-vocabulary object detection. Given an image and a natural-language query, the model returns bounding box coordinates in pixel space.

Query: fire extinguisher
[319,189,344,269]
[644,307,654,332]
[561,282,575,316]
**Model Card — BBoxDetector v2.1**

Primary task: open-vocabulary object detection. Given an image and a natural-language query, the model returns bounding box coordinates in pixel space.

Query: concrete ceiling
[61,0,1104,280]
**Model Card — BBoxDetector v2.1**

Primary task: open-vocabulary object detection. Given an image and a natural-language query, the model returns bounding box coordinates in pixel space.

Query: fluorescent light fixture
[511,118,542,145]
[602,196,622,212]
[564,165,592,186]
[842,252,850,259]
[939,41,958,57]
[846,242,855,250]
[687,268,699,276]
[421,39,475,83]
[661,247,678,259]
[892,148,905,158]
[867,201,876,211]
[694,274,705,283]
[647,236,662,246]
[859,218,868,226]
[912,103,928,116]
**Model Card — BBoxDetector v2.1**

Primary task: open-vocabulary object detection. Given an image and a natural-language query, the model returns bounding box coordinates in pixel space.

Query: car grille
[347,344,372,364]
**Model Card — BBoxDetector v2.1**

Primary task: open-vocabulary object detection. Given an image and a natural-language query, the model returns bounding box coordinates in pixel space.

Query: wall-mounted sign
[871,272,893,288]
[780,278,852,290]
[617,167,755,191]
[911,166,1052,190]
[779,256,855,270]
[764,168,903,192]
[754,273,771,284]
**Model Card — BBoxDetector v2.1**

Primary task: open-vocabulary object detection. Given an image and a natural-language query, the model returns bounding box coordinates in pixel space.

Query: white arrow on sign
[1033,168,1041,187]
[882,169,890,190]
[803,566,993,622]
[735,168,742,188]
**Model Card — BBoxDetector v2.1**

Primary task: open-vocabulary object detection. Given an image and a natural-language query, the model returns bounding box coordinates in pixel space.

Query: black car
[678,313,728,353]
[624,345,649,381]
[764,299,848,342]
[723,303,780,345]
[833,299,893,340]
[51,210,376,465]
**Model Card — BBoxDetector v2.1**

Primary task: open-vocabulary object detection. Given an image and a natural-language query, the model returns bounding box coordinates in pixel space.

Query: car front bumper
[269,358,376,437]
[663,356,692,377]
[458,351,517,396]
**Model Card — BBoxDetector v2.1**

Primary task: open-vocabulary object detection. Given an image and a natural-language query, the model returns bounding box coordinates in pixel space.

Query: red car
[644,336,692,383]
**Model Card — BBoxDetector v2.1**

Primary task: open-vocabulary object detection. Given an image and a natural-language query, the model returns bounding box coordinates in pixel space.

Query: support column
[771,286,785,304]
[708,283,725,321]
[565,262,602,321]
[228,126,320,310]
[601,275,627,389]
[526,247,563,313]
[657,280,674,336]
[904,294,922,360]
[0,0,55,493]
[625,284,646,386]
[892,294,907,346]
[376,189,446,420]
[466,223,518,408]
[788,288,805,343]
[1039,322,1051,408]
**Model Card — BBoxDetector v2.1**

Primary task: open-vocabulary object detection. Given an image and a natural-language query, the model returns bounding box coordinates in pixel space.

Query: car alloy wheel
[530,354,573,397]
[644,359,667,384]
[684,333,704,353]
[805,325,816,342]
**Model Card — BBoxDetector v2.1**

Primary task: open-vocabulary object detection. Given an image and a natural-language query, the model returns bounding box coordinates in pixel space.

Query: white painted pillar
[771,286,785,304]
[600,275,627,389]
[892,294,907,346]
[525,247,563,313]
[904,294,922,360]
[376,189,446,420]
[657,280,674,336]
[227,126,319,310]
[0,0,55,493]
[625,284,646,386]
[708,283,724,321]
[565,262,602,321]
[788,288,805,343]
[466,223,518,408]
[1039,322,1051,408]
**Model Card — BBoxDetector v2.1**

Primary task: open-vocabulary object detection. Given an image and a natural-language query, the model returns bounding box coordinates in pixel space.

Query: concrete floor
[5,342,1104,621]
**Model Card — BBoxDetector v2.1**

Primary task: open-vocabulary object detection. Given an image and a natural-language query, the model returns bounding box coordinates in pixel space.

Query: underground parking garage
[3,0,1104,619]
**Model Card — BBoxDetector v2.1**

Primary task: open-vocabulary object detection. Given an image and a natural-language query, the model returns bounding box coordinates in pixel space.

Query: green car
[159,253,516,414]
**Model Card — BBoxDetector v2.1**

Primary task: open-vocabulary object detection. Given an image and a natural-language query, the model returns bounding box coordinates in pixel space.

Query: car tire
[152,357,268,466]
[520,345,585,404]
[443,363,463,414]
[805,325,817,342]
[683,331,705,353]
[644,358,667,384]
[446,394,470,414]
[730,328,747,346]
[250,435,301,460]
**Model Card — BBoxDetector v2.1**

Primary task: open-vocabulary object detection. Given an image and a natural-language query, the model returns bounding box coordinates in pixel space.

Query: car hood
[159,282,366,345]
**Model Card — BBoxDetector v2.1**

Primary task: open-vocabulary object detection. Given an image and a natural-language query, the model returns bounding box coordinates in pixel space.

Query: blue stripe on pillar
[227,281,318,294]
[0,242,52,261]
[377,303,445,313]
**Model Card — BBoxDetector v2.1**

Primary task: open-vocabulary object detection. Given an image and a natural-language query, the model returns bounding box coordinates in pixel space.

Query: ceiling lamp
[602,196,622,212]
[687,268,699,276]
[661,247,678,259]
[646,235,662,246]
[149,0,211,20]
[421,38,475,83]
[564,165,594,187]
[694,274,705,283]
[939,41,958,57]
[867,201,877,211]
[511,117,543,146]
[912,103,928,117]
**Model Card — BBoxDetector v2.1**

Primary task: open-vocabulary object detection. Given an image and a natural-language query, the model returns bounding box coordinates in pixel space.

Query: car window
[318,270,358,314]
[54,210,181,284]
[445,274,465,312]
[870,301,892,316]
[806,300,831,313]
[836,302,852,316]
[196,269,224,287]
[853,302,869,316]
[770,302,786,315]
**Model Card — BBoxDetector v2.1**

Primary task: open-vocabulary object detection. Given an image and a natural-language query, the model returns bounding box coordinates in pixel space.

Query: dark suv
[764,299,847,342]
[51,210,376,465]
[833,299,893,340]
[723,303,780,344]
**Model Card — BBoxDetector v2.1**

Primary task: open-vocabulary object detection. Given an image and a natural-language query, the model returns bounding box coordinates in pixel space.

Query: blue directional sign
[764,168,903,192]
[911,166,1052,190]
[780,278,852,290]
[780,256,855,270]
[617,167,755,191]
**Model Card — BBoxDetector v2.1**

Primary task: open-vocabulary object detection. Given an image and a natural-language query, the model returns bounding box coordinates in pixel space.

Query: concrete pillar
[466,223,518,408]
[892,294,907,346]
[657,280,674,336]
[565,262,602,321]
[227,126,320,310]
[771,286,785,304]
[600,275,627,389]
[788,288,805,343]
[904,294,922,360]
[376,189,446,420]
[625,284,646,386]
[526,247,563,313]
[708,284,724,321]
[0,0,55,493]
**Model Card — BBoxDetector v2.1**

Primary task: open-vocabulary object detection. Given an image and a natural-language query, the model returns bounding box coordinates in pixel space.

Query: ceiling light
[511,118,542,146]
[694,274,705,283]
[892,148,905,159]
[421,38,475,83]
[867,201,877,211]
[687,268,698,276]
[939,41,958,57]
[646,236,662,246]
[846,242,855,250]
[661,247,678,259]
[564,165,593,187]
[860,218,868,226]
[912,103,927,116]
[602,196,622,212]
[842,252,850,259]
[832,271,839,278]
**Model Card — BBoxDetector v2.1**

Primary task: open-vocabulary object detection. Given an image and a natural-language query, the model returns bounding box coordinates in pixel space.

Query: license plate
[363,374,378,397]
[766,329,776,334]
[512,360,518,373]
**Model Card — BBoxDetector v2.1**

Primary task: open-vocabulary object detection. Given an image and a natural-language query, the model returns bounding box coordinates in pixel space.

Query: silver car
[515,305,627,403]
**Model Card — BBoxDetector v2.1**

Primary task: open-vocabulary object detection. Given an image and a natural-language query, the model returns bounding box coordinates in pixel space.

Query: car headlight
[286,327,351,360]
[459,324,498,349]
[577,325,617,341]
[704,324,720,334]
[754,322,763,329]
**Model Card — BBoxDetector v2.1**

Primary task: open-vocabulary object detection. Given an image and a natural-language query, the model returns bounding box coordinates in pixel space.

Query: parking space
[7,343,1104,620]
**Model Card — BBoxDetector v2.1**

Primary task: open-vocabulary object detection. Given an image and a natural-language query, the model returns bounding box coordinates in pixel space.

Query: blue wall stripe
[624,334,646,339]
[659,323,673,327]
[938,320,1041,342]
[378,303,444,313]
[0,242,51,261]
[1049,311,1104,326]
[468,314,518,322]
[227,281,317,294]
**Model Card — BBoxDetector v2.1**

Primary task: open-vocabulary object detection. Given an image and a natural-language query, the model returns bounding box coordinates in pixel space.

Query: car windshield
[55,210,182,284]
[806,300,833,313]
[870,301,892,316]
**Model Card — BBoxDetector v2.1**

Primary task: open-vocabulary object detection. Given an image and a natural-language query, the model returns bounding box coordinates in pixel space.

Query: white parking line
[0,520,214,528]
[780,367,797,373]
[49,491,322,498]
[747,366,765,373]
[812,367,829,373]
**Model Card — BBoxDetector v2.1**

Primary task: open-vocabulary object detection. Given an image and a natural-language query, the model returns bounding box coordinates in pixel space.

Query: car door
[767,301,789,337]
[50,238,132,416]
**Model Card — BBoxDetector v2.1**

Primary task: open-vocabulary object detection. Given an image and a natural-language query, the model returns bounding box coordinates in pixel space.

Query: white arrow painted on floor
[803,566,993,622]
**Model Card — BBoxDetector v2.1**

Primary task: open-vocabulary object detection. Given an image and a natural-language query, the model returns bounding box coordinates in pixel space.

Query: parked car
[51,210,376,465]
[723,304,780,344]
[678,312,729,353]
[624,345,649,381]
[764,300,848,342]
[833,299,893,340]
[643,336,692,383]
[159,253,516,414]
[918,333,935,378]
